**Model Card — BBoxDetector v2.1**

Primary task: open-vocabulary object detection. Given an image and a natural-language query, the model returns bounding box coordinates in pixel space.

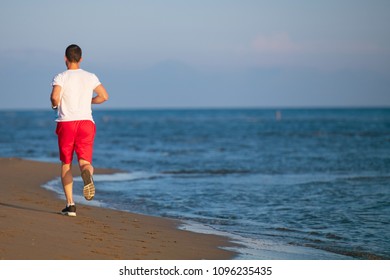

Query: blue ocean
[1,108,389,259]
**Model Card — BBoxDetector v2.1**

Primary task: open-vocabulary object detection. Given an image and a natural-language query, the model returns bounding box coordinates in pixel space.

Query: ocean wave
[72,172,162,183]
[179,221,350,260]
[41,178,106,208]
[162,169,251,175]
[304,244,387,260]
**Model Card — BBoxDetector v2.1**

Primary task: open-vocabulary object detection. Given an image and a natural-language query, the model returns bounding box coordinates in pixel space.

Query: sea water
[1,108,389,259]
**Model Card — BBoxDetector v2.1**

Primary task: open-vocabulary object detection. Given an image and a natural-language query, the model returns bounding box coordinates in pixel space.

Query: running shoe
[81,169,95,201]
[61,205,76,217]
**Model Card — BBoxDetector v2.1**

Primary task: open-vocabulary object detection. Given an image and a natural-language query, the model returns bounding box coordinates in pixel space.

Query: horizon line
[1,105,390,112]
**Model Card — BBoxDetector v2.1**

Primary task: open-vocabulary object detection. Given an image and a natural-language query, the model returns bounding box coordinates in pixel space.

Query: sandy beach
[0,158,235,260]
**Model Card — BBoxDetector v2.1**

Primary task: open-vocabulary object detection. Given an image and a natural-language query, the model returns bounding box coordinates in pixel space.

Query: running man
[50,44,109,216]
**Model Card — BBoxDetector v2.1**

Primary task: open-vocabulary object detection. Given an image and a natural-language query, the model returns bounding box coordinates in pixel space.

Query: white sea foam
[179,221,350,260]
[42,171,161,206]
[42,176,106,207]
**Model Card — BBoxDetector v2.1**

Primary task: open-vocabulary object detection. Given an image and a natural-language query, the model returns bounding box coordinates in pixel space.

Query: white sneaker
[81,169,95,201]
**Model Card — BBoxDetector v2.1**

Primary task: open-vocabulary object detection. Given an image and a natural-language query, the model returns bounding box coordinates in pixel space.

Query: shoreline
[0,157,236,260]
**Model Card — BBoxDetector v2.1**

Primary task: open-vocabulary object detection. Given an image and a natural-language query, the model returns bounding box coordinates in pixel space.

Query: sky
[0,0,389,109]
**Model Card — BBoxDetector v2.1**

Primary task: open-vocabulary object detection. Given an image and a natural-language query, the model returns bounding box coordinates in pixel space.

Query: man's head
[65,44,82,63]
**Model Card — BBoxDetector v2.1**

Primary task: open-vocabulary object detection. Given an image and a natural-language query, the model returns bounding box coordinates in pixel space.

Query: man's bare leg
[79,159,94,175]
[61,163,74,206]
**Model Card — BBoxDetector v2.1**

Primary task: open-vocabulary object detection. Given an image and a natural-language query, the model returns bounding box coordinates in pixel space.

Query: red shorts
[56,120,96,164]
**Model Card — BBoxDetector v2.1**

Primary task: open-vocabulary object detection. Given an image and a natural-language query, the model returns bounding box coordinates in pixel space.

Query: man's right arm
[50,85,62,108]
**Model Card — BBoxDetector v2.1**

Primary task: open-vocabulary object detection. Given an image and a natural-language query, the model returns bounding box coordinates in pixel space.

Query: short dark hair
[65,44,82,63]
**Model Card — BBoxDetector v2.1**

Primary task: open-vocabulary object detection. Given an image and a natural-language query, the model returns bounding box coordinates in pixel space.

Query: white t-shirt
[52,69,101,122]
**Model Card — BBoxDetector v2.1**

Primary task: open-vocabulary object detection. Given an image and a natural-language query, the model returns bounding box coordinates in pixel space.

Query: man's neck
[67,62,80,70]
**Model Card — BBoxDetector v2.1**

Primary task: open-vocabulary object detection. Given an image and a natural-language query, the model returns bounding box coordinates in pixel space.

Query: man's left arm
[92,84,109,104]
